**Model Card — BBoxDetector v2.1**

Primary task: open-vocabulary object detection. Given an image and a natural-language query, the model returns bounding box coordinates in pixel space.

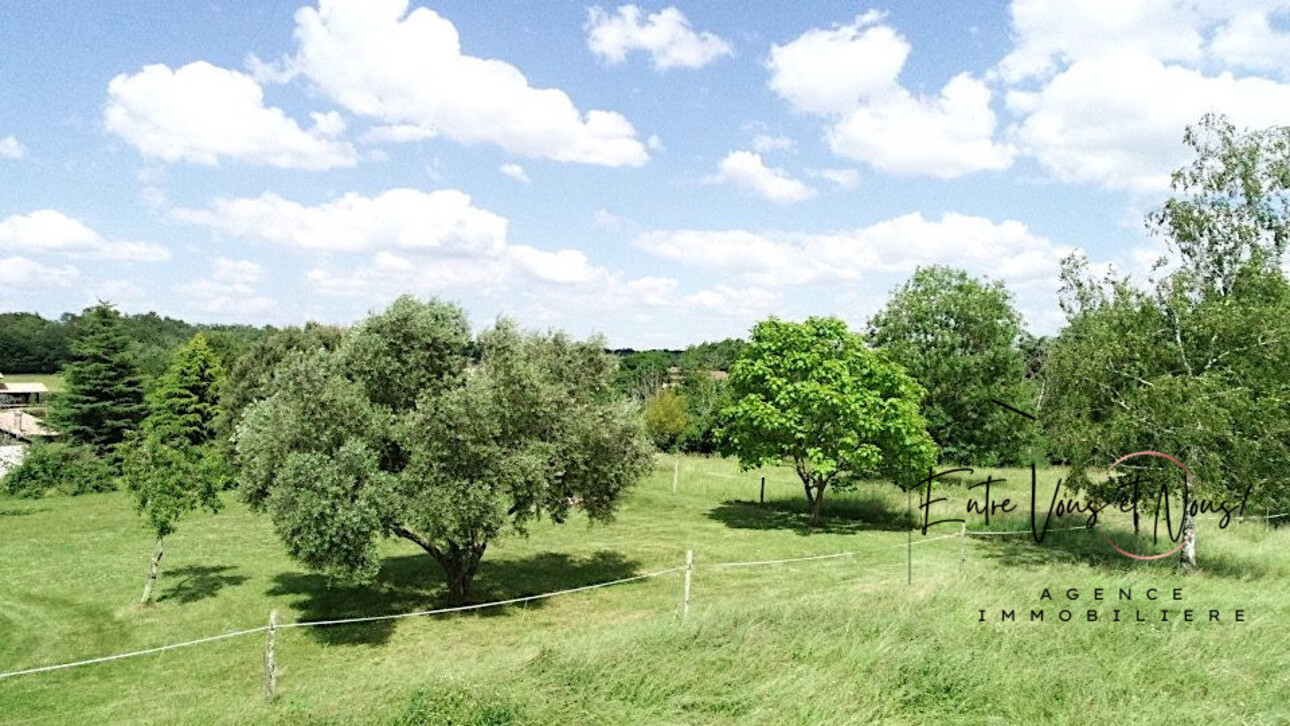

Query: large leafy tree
[867,266,1032,466]
[1044,115,1290,567]
[235,296,653,603]
[50,303,147,453]
[718,317,936,527]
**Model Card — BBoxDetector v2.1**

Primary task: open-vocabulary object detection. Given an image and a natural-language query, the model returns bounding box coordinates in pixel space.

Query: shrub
[2,441,115,498]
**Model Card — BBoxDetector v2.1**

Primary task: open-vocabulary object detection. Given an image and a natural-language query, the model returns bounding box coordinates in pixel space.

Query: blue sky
[3,1,1290,347]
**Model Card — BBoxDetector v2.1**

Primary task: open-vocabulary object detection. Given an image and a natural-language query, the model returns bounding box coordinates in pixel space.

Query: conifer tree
[51,303,146,452]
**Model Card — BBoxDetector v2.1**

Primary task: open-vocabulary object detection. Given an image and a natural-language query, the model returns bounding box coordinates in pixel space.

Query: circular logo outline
[1101,450,1194,560]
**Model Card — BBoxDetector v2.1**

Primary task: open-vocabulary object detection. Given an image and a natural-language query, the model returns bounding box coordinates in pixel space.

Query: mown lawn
[1,457,1287,724]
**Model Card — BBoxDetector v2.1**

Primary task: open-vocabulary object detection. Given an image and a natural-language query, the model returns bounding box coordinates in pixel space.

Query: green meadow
[2,456,1287,725]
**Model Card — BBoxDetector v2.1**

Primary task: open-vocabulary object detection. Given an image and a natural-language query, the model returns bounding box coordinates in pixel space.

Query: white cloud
[105,61,357,169]
[499,163,530,184]
[585,5,733,70]
[705,151,815,203]
[1006,49,1290,191]
[768,15,909,115]
[287,0,648,167]
[635,211,1067,287]
[997,1,1290,191]
[768,14,1012,177]
[1210,11,1290,73]
[172,188,509,254]
[0,257,80,289]
[994,0,1213,83]
[0,210,169,261]
[0,136,25,160]
[212,257,266,285]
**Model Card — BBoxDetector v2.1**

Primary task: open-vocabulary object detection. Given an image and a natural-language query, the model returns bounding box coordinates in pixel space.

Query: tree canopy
[718,317,936,526]
[867,266,1032,466]
[50,303,147,453]
[1043,115,1290,564]
[235,296,653,602]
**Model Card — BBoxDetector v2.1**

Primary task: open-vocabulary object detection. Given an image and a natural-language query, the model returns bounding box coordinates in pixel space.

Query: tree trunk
[437,544,488,605]
[140,536,165,604]
[1179,512,1197,570]
[808,485,826,528]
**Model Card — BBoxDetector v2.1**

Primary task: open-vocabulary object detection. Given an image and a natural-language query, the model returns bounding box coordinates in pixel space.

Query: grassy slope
[0,457,1287,725]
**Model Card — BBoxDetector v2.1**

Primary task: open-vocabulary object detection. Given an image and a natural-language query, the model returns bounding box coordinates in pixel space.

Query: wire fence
[1,503,1285,696]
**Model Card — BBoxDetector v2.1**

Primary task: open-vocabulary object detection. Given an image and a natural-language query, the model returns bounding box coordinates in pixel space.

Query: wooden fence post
[672,460,679,494]
[264,609,278,702]
[682,550,693,619]
[760,476,765,504]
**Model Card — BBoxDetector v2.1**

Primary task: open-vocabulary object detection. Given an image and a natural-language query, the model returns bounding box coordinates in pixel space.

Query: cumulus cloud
[284,0,648,167]
[0,256,80,289]
[0,136,25,160]
[634,211,1067,288]
[997,1,1290,191]
[705,151,815,203]
[105,61,357,169]
[768,14,1013,177]
[172,188,509,254]
[585,5,733,70]
[0,210,169,261]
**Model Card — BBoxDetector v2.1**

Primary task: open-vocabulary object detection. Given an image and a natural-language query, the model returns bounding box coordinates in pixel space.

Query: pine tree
[51,303,147,452]
[145,333,224,446]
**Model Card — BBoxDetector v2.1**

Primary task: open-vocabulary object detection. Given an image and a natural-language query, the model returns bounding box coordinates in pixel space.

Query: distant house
[0,373,56,446]
[0,373,49,408]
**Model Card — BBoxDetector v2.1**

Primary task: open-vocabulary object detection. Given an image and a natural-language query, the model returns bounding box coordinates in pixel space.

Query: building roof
[0,382,48,394]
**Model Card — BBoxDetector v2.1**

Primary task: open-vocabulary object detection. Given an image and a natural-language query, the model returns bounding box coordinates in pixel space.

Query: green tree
[50,303,147,454]
[867,266,1032,466]
[146,333,225,446]
[718,317,936,527]
[235,297,653,603]
[643,388,688,450]
[1045,115,1290,568]
[122,335,230,603]
[122,432,222,603]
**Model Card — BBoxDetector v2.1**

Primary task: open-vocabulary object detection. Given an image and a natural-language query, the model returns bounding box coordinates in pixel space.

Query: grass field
[1,374,64,394]
[1,457,1287,724]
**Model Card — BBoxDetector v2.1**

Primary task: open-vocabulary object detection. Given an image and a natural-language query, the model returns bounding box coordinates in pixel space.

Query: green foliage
[121,434,223,539]
[867,266,1033,466]
[1148,113,1290,295]
[675,372,732,454]
[0,312,70,373]
[1047,116,1290,519]
[1,440,115,498]
[145,334,225,446]
[216,322,344,451]
[643,388,688,451]
[49,303,147,453]
[612,350,678,399]
[679,338,744,373]
[718,317,936,524]
[235,296,654,602]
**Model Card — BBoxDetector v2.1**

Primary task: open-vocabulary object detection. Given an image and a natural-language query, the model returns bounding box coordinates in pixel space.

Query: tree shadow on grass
[268,549,642,646]
[0,505,43,517]
[159,565,250,604]
[972,522,1275,579]
[707,495,917,536]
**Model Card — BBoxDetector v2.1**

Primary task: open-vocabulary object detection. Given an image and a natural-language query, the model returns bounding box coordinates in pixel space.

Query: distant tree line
[0,309,268,379]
